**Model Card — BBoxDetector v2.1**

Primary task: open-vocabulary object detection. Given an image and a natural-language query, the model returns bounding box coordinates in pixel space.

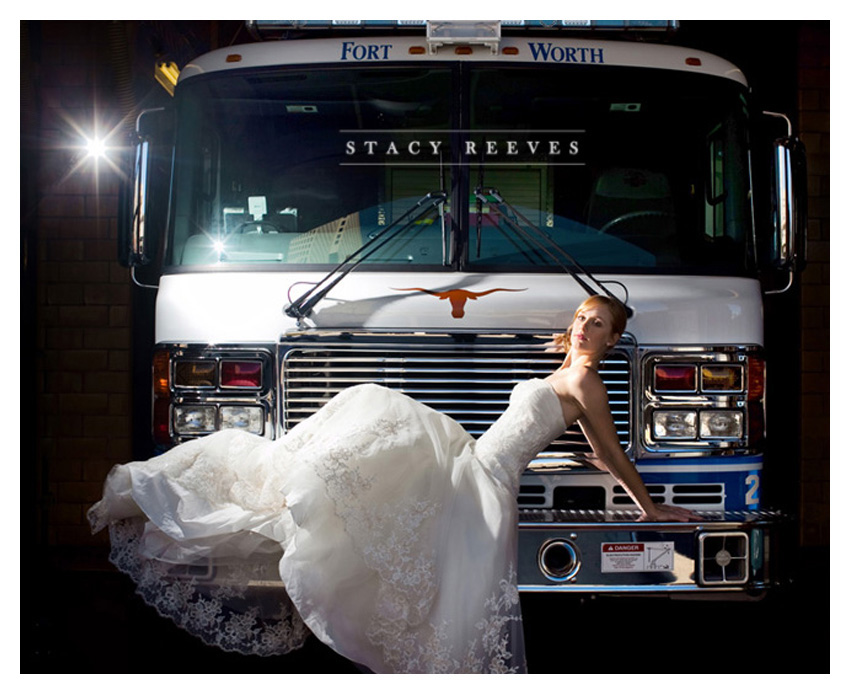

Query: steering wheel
[237,220,281,234]
[599,210,673,235]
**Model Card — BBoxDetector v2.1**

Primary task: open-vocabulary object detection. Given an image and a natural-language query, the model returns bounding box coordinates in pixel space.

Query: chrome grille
[280,332,633,457]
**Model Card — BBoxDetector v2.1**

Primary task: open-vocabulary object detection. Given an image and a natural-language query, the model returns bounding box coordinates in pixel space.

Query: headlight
[174,405,217,434]
[652,410,697,440]
[220,406,264,434]
[652,409,744,443]
[699,410,744,440]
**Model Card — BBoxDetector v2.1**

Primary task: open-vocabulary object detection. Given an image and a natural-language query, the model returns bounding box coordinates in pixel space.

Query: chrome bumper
[517,509,789,595]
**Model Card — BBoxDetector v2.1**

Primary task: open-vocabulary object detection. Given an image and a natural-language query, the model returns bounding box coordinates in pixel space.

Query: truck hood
[155,272,763,346]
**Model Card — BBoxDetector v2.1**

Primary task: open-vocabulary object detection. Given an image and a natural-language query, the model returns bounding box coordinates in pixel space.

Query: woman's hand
[638,503,701,523]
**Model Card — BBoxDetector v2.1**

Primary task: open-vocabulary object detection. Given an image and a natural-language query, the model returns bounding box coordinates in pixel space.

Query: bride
[88,295,697,673]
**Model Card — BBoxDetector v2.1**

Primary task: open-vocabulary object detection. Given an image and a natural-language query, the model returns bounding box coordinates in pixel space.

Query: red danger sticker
[601,542,674,572]
[602,543,644,552]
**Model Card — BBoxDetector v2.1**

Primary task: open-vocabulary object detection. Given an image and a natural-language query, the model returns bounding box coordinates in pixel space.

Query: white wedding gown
[88,379,567,673]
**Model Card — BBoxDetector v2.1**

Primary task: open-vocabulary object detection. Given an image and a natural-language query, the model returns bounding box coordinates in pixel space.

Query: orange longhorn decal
[393,287,527,318]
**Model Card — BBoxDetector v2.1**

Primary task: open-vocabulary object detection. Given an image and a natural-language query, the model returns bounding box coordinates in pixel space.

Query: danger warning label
[600,542,675,573]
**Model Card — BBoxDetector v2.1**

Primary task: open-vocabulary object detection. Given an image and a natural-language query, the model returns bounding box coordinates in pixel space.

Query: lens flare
[85,137,108,159]
[51,110,130,190]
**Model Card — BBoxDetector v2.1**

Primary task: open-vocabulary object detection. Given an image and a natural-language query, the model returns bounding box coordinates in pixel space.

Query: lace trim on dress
[314,416,524,673]
[107,518,309,657]
[474,566,524,673]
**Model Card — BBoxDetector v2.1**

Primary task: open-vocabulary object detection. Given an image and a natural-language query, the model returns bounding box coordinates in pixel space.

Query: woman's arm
[573,371,699,522]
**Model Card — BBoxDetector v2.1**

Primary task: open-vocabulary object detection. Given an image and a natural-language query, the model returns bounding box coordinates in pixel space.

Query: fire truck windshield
[166,63,753,276]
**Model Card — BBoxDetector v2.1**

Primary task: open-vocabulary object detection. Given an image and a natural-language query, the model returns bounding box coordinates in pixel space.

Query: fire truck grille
[280,333,633,458]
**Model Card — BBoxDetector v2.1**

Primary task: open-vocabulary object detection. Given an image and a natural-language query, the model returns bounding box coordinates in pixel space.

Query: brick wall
[797,22,830,547]
[27,22,133,562]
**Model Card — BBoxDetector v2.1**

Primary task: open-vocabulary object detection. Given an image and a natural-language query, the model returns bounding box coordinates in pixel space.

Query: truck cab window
[167,67,452,268]
[465,66,753,275]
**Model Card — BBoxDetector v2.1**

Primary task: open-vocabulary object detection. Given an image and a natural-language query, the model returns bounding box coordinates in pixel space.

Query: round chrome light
[538,539,581,582]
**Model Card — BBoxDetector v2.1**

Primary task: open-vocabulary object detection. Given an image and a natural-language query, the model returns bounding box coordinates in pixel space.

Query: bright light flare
[52,111,130,189]
[85,137,108,160]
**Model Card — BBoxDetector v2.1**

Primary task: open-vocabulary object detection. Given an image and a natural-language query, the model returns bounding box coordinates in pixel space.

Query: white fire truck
[122,20,806,596]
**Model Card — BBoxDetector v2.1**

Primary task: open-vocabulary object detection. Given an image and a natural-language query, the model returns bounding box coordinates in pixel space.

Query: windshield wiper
[474,187,632,316]
[284,191,447,322]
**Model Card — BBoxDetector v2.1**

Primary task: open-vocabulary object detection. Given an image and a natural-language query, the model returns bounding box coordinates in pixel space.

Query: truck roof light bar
[426,21,501,55]
[245,20,678,41]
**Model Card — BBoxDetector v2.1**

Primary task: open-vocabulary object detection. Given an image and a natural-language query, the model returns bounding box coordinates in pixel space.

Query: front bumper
[518,509,789,596]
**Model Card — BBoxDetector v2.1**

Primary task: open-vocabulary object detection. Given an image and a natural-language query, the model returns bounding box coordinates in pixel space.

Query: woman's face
[570,304,619,356]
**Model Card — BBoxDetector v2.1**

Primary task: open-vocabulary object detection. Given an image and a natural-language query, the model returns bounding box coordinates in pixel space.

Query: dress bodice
[475,379,567,494]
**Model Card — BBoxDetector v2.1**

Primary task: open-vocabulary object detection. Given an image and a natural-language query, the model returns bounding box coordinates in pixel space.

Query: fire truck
[122,20,806,596]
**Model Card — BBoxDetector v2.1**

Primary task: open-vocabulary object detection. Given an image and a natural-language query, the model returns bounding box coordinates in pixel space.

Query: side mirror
[758,110,807,295]
[118,107,173,269]
[771,135,808,275]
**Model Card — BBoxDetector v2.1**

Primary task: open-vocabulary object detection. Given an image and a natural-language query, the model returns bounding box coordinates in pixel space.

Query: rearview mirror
[772,135,807,275]
[118,107,173,268]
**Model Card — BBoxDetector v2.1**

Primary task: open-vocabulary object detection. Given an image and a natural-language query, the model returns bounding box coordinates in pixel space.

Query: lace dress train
[88,380,567,673]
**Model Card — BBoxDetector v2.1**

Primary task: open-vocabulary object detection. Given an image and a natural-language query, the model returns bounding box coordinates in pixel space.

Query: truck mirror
[118,107,173,269]
[771,135,807,276]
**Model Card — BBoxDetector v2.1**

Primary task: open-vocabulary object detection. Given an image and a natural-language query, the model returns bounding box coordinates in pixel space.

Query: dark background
[21,20,829,674]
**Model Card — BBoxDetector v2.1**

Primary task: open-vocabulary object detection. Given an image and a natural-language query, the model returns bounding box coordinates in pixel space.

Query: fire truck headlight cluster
[646,354,759,448]
[155,350,271,444]
[653,409,744,442]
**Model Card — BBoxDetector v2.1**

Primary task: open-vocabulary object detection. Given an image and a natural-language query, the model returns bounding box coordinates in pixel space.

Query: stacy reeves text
[342,136,583,163]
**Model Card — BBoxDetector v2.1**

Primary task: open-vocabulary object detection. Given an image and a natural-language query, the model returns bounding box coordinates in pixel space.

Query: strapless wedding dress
[88,379,566,673]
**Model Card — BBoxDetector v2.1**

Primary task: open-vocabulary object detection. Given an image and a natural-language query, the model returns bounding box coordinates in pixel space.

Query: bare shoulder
[546,366,606,399]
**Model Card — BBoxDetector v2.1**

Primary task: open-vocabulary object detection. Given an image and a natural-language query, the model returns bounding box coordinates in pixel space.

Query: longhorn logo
[393,287,527,318]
